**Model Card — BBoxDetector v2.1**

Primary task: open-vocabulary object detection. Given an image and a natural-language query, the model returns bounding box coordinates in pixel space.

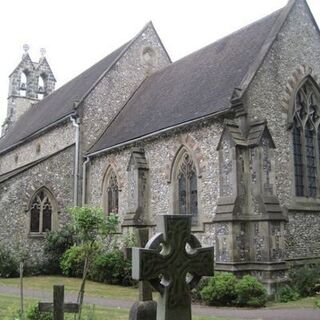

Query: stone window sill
[28,233,47,239]
[288,197,320,212]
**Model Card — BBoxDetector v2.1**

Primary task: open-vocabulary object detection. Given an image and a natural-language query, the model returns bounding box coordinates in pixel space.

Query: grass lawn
[0,276,138,300]
[266,295,320,309]
[0,276,234,320]
[0,276,318,319]
[0,294,234,320]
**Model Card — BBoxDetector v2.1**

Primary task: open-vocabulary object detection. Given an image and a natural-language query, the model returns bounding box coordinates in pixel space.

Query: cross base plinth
[129,300,157,320]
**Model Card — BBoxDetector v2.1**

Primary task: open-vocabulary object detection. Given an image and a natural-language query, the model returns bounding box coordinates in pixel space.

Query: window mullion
[316,127,320,198]
[39,201,44,233]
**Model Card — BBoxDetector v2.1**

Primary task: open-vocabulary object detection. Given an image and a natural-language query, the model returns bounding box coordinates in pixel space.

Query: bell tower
[1,44,56,136]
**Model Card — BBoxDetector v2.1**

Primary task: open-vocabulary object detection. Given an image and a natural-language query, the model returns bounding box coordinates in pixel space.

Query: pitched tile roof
[0,41,129,154]
[88,6,286,155]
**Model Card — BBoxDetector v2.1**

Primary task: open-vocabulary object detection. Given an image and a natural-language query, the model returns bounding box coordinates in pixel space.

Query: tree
[67,207,118,320]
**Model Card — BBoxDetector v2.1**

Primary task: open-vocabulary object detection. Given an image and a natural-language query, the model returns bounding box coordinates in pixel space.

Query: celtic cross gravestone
[132,215,214,320]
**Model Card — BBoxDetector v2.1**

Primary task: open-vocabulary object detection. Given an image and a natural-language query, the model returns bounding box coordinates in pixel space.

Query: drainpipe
[82,156,90,206]
[70,115,80,206]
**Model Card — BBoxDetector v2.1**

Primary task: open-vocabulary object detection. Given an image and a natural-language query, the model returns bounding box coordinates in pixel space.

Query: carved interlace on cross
[132,215,214,320]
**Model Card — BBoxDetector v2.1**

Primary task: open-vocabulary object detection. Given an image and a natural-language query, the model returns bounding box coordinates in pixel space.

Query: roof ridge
[78,21,164,105]
[235,0,296,100]
[130,7,285,84]
[86,76,150,154]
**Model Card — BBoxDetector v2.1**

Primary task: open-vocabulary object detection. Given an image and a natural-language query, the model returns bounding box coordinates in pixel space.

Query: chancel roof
[88,5,287,155]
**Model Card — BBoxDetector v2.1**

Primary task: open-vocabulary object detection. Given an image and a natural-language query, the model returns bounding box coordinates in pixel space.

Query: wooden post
[39,285,79,320]
[54,285,64,320]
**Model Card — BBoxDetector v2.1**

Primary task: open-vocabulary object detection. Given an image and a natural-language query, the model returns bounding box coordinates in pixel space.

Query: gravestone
[129,227,157,320]
[39,285,79,320]
[132,215,214,320]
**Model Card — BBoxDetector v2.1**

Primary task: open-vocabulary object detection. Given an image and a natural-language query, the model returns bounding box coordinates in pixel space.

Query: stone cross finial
[132,215,214,320]
[40,48,46,58]
[39,285,79,320]
[22,44,29,57]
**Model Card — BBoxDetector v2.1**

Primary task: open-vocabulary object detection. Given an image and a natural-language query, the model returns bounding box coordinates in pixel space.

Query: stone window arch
[29,187,57,234]
[38,73,47,99]
[172,147,198,225]
[291,77,320,197]
[20,70,28,97]
[102,167,119,215]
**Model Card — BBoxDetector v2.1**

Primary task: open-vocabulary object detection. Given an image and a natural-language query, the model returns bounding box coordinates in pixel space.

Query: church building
[0,0,319,291]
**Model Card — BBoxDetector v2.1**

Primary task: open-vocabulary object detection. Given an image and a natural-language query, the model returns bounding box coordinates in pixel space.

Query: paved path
[1,285,319,320]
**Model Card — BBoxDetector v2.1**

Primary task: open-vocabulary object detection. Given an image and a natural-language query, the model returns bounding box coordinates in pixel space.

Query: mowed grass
[0,276,236,319]
[267,295,320,309]
[0,276,318,319]
[0,294,130,320]
[0,294,234,320]
[0,275,138,300]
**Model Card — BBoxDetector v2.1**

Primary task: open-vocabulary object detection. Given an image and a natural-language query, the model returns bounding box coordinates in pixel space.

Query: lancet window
[103,169,119,214]
[292,78,320,198]
[29,188,55,233]
[174,149,198,224]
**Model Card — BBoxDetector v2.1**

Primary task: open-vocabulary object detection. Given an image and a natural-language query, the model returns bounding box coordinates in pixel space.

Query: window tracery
[292,78,320,198]
[103,169,119,214]
[175,150,198,224]
[29,188,54,233]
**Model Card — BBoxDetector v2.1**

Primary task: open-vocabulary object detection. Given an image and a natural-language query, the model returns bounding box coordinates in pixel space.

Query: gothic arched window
[292,78,320,198]
[29,188,55,233]
[174,149,198,224]
[38,73,47,99]
[103,168,119,215]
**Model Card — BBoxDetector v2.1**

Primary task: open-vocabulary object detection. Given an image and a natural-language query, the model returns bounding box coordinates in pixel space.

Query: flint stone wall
[87,119,224,247]
[0,121,74,175]
[0,146,74,261]
[244,0,320,261]
[82,24,170,151]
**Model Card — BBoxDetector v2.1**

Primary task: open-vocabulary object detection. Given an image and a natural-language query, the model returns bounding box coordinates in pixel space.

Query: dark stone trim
[215,261,287,272]
[213,213,287,222]
[286,256,320,266]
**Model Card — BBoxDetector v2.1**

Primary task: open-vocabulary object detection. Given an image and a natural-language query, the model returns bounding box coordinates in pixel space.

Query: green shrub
[26,304,53,320]
[315,300,320,309]
[89,250,133,286]
[43,225,76,274]
[201,272,237,306]
[191,276,210,302]
[0,246,19,278]
[235,275,267,307]
[60,245,87,277]
[276,284,300,302]
[289,265,320,297]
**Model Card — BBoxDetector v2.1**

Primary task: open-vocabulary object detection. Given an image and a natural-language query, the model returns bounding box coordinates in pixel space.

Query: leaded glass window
[30,189,53,233]
[104,170,119,214]
[176,151,198,224]
[292,78,320,198]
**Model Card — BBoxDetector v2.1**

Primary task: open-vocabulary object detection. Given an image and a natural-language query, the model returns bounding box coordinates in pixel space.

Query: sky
[0,0,319,126]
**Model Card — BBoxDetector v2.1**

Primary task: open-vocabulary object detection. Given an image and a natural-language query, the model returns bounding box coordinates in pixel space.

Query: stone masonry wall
[87,119,224,247]
[244,1,320,260]
[0,121,74,175]
[82,24,170,151]
[0,146,74,261]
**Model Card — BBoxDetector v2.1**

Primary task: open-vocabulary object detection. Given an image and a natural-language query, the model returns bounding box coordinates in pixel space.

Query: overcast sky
[0,0,319,126]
